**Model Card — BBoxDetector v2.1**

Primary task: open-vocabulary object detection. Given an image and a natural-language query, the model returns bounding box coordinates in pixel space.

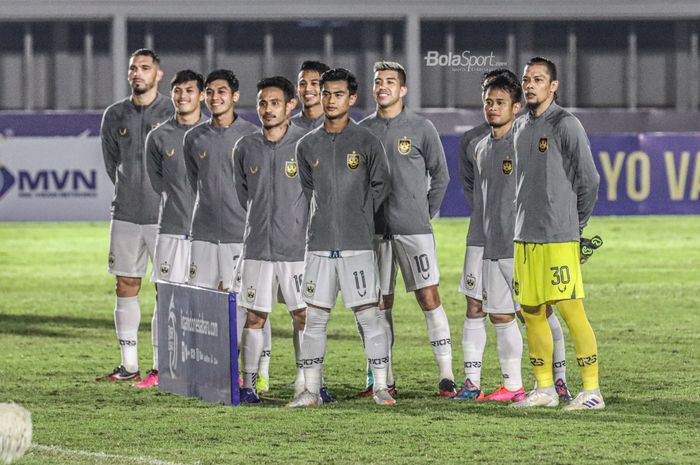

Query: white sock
[462,316,486,387]
[241,327,264,389]
[355,313,371,386]
[382,307,395,386]
[355,306,389,391]
[258,318,272,379]
[236,302,246,348]
[114,296,141,373]
[493,319,523,391]
[423,305,454,381]
[151,302,158,371]
[292,319,304,389]
[548,310,567,382]
[360,308,394,387]
[301,305,330,394]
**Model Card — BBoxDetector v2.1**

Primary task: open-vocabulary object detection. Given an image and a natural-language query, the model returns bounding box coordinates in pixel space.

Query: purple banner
[2,113,698,216]
[440,133,700,217]
[593,133,700,215]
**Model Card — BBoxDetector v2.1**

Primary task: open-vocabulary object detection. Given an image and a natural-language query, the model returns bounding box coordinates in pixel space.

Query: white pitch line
[31,444,204,465]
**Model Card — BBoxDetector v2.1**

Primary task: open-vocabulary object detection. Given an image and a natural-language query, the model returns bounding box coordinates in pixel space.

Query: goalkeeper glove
[580,235,603,264]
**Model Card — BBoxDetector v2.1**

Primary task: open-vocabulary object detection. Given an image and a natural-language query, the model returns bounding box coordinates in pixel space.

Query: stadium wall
[1,112,698,221]
[1,2,699,112]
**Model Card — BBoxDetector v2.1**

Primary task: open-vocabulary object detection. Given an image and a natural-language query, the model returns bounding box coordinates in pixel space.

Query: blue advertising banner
[157,283,239,406]
[593,133,700,215]
[1,110,698,219]
[440,132,700,217]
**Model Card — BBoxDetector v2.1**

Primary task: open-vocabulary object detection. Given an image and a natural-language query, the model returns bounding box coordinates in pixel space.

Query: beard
[131,81,154,95]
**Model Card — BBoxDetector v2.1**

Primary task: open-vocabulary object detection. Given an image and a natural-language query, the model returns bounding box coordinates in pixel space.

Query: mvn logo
[0,164,96,198]
[18,170,96,191]
[0,165,16,199]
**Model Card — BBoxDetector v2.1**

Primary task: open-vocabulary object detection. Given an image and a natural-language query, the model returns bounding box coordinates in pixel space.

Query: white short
[239,259,305,313]
[459,245,483,299]
[374,235,397,295]
[303,250,380,309]
[108,219,158,278]
[391,233,440,292]
[188,241,243,291]
[482,258,519,314]
[153,234,190,284]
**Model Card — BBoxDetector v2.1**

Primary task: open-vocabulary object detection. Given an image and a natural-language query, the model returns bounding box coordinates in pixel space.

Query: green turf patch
[1,217,699,464]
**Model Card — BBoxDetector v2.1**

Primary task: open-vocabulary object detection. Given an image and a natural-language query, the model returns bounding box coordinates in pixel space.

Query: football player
[454,70,525,401]
[139,69,207,388]
[359,61,456,397]
[234,76,318,403]
[183,70,257,373]
[98,49,172,383]
[288,68,393,407]
[512,57,604,410]
[291,61,330,130]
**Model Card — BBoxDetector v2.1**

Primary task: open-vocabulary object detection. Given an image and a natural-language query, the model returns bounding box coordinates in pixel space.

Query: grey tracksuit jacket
[233,124,308,262]
[101,93,173,224]
[513,103,600,243]
[146,114,206,236]
[459,122,491,248]
[297,121,390,252]
[183,116,258,244]
[360,108,449,236]
[473,129,517,260]
[290,111,325,131]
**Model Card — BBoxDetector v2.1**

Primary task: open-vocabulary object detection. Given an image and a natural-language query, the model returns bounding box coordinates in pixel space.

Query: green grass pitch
[1,216,699,465]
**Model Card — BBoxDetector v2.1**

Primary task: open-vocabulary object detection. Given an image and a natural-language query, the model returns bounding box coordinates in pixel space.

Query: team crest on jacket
[285,160,298,178]
[166,149,176,158]
[249,166,259,175]
[198,150,207,159]
[398,137,412,155]
[151,122,161,130]
[347,151,360,170]
[189,263,197,279]
[118,128,128,137]
[160,261,170,275]
[304,281,316,297]
[246,287,256,302]
[108,253,115,267]
[311,159,320,168]
[502,157,513,175]
[538,137,548,153]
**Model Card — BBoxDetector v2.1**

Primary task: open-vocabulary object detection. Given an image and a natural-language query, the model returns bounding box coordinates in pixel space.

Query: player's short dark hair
[526,56,558,81]
[373,61,406,86]
[320,68,358,96]
[170,69,204,91]
[483,72,523,104]
[205,69,239,92]
[130,48,160,65]
[482,68,512,87]
[257,76,295,102]
[299,61,330,75]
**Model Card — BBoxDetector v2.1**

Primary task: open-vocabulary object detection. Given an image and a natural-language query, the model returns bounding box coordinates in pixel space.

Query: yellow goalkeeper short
[513,241,585,307]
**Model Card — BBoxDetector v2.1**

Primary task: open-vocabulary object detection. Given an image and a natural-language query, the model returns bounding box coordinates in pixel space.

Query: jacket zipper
[217,128,222,243]
[331,133,339,250]
[269,143,276,259]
